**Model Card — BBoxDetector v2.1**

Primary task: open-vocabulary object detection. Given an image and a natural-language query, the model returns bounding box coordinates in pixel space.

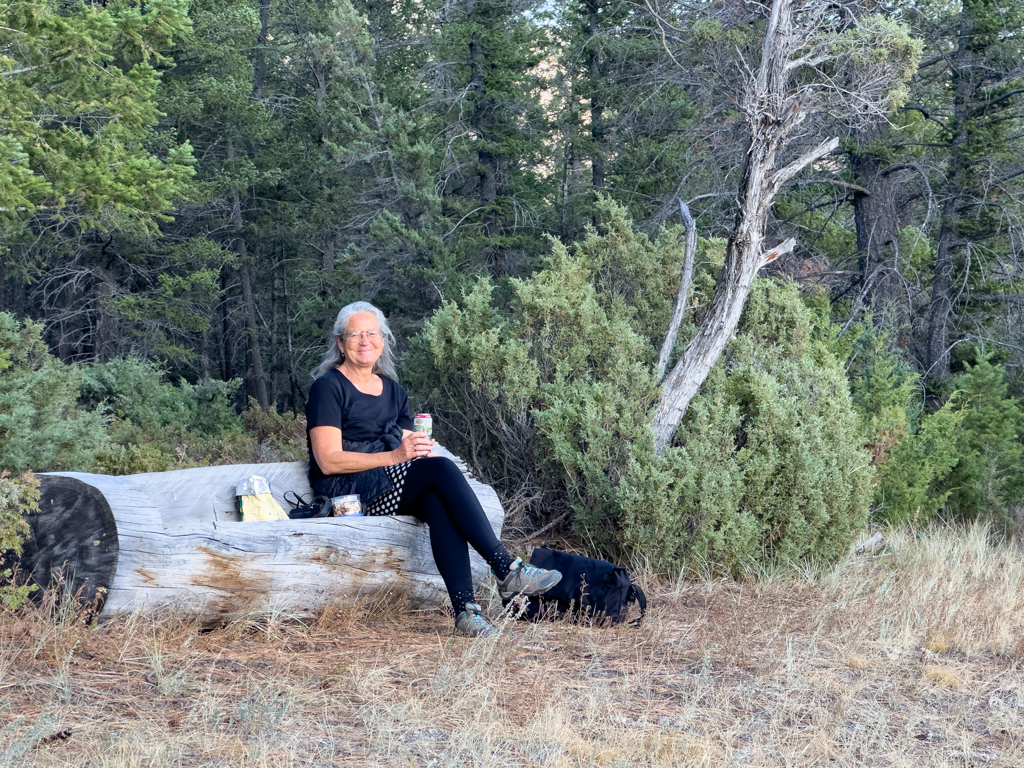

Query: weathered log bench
[17,446,503,622]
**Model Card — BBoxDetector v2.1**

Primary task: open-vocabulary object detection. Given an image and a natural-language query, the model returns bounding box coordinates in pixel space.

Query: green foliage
[847,324,963,525]
[414,203,873,571]
[77,360,307,473]
[0,0,195,235]
[79,356,244,474]
[943,358,1024,529]
[0,313,108,473]
[875,399,964,525]
[0,312,306,477]
[0,470,38,609]
[412,200,680,540]
[80,357,240,438]
[617,281,875,574]
[824,15,923,111]
[848,330,1024,531]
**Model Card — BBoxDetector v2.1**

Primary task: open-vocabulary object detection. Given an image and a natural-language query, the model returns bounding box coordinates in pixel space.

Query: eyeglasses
[341,329,383,343]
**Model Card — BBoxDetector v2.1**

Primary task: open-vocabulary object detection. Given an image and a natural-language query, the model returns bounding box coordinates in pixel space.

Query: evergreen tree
[919,0,1024,384]
[0,0,196,357]
[429,0,552,278]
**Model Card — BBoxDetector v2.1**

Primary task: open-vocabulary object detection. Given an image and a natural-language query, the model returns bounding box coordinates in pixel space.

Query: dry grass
[1,522,1023,767]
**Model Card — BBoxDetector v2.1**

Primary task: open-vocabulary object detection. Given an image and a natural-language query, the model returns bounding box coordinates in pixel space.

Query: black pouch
[284,491,331,520]
[504,547,647,626]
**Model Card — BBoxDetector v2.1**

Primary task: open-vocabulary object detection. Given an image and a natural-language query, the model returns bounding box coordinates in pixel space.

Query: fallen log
[17,446,504,622]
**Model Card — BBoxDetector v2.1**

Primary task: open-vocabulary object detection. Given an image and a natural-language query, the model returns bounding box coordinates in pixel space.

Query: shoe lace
[460,606,492,631]
[518,562,547,578]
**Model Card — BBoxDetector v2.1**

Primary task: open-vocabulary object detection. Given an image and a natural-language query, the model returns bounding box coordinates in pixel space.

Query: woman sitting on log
[306,301,561,637]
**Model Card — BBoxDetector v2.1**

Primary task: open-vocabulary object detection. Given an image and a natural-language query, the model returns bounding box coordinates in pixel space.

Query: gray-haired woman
[305,302,561,636]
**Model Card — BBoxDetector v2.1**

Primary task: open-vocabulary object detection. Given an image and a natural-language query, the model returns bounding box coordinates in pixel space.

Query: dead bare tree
[649,0,921,453]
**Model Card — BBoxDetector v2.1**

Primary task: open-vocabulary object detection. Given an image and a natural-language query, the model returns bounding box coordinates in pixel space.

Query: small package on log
[236,475,288,521]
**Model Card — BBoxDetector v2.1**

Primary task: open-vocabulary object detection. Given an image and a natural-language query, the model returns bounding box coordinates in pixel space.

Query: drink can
[414,413,433,438]
[331,494,364,516]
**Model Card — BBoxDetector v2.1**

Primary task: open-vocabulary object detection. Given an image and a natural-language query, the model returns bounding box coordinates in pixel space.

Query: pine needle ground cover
[1,524,1022,768]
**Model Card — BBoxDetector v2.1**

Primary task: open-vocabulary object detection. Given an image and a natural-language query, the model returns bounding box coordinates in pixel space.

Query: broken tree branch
[657,199,699,380]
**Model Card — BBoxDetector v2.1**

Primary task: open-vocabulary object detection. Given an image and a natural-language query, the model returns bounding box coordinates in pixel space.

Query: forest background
[2,0,1024,587]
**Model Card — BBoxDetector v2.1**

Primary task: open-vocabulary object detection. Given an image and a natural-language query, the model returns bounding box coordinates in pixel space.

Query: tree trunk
[850,123,903,314]
[199,325,211,381]
[651,0,836,453]
[656,200,697,379]
[924,22,973,384]
[587,0,606,190]
[925,197,960,381]
[235,219,270,410]
[219,266,234,381]
[466,0,499,241]
[560,139,572,238]
[252,0,271,101]
[270,254,282,407]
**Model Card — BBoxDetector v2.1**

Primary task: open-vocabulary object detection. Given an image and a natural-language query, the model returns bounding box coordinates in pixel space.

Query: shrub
[616,281,874,573]
[848,331,1023,531]
[79,357,245,473]
[0,470,39,609]
[0,313,107,473]
[414,243,662,543]
[79,357,241,438]
[79,362,307,472]
[412,201,873,572]
[846,324,963,525]
[942,358,1024,530]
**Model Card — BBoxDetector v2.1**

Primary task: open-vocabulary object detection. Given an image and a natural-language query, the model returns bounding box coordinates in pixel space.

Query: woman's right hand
[391,432,434,464]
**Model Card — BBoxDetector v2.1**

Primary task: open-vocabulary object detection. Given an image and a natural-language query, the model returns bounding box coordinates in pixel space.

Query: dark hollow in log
[20,476,119,608]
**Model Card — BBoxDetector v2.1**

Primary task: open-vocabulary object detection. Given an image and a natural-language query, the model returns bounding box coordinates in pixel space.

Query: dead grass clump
[821,520,1024,657]
[923,665,965,689]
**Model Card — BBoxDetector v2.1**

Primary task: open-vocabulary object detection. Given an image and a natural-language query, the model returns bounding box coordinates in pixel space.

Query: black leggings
[396,457,509,609]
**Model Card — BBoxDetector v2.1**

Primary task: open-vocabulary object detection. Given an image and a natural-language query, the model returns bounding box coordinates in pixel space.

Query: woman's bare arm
[310,426,432,474]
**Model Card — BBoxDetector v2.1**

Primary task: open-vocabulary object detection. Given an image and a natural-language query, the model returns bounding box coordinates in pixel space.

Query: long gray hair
[312,301,399,380]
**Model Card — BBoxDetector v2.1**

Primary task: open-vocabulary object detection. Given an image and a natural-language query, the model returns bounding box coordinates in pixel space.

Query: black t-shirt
[305,368,414,484]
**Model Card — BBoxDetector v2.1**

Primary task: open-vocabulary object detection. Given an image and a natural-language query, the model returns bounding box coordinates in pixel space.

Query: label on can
[331,494,364,516]
[413,413,432,438]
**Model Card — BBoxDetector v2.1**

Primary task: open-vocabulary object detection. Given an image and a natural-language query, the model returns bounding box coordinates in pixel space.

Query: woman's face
[339,311,384,368]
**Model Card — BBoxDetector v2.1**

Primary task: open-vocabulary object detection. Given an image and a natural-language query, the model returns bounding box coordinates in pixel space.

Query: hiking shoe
[495,557,562,600]
[454,602,498,638]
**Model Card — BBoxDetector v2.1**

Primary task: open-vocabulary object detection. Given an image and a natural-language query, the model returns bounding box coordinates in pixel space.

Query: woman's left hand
[392,432,434,463]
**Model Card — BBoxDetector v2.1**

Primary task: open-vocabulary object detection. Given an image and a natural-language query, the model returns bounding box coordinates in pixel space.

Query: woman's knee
[411,456,464,485]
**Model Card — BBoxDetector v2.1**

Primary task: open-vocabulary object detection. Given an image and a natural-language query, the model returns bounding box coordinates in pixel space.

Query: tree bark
[227,139,269,409]
[925,196,961,381]
[850,122,903,314]
[924,21,973,383]
[234,210,270,410]
[219,266,234,382]
[466,0,499,242]
[252,0,271,101]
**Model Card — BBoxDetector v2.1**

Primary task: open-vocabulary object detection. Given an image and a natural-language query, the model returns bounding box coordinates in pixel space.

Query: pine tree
[429,0,552,278]
[0,0,196,356]
[917,0,1024,383]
